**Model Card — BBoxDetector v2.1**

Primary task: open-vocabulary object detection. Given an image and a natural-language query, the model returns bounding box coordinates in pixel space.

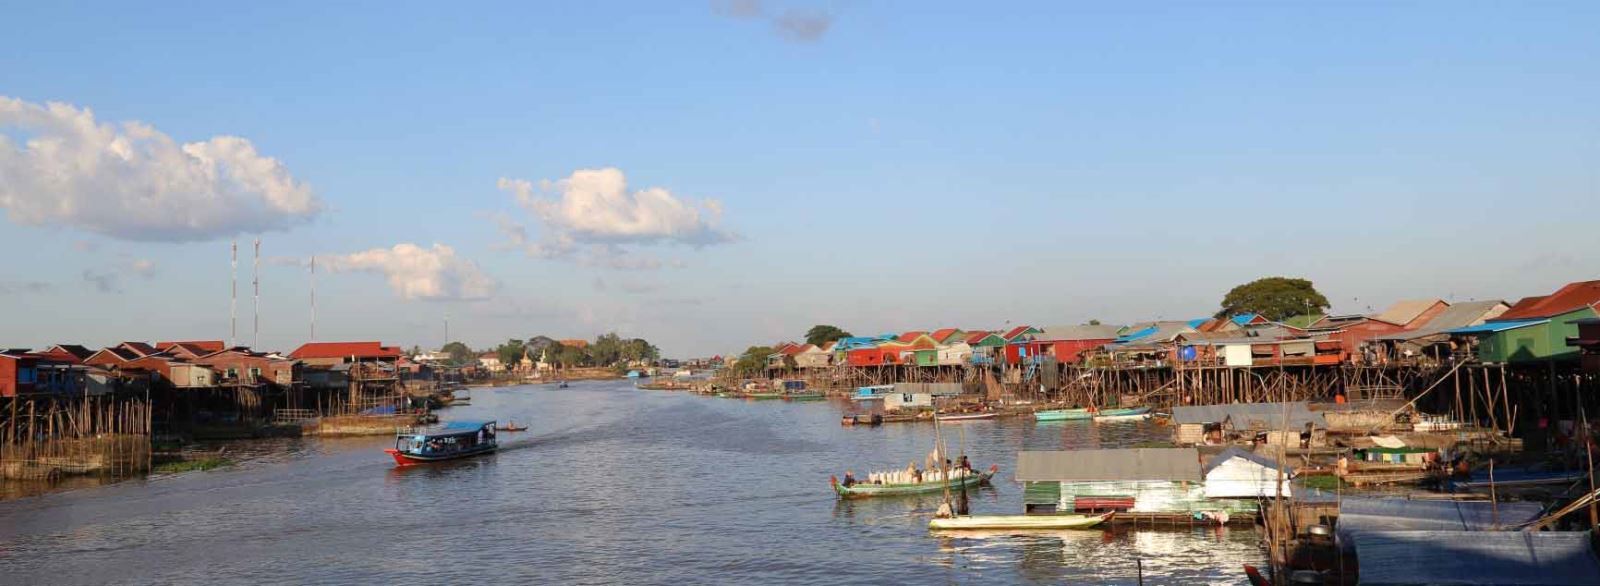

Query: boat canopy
[412,420,496,437]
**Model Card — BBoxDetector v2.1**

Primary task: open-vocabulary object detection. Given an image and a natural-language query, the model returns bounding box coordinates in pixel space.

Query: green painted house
[1451,281,1600,364]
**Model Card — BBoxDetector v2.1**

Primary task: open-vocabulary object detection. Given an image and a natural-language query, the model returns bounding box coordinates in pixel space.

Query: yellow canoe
[928,512,1112,531]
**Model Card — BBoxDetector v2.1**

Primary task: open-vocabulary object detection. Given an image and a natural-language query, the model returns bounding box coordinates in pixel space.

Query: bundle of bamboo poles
[1,396,151,480]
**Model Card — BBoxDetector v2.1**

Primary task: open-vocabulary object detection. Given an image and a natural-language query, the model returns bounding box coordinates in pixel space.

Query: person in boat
[842,470,857,487]
[958,455,971,471]
[908,462,922,483]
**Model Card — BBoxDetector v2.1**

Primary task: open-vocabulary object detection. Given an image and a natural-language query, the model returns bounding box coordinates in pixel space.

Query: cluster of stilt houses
[0,339,444,480]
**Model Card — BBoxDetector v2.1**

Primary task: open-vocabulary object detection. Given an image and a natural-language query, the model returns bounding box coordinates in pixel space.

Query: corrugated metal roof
[1016,448,1201,482]
[1496,280,1600,320]
[1171,402,1325,428]
[1446,318,1547,335]
[1353,530,1600,586]
[1372,299,1446,327]
[1336,497,1543,537]
[1202,446,1289,475]
[1033,324,1122,341]
[1371,300,1508,341]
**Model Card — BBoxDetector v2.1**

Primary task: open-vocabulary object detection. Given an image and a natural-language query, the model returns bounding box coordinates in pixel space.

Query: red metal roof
[156,340,225,353]
[963,331,994,344]
[1496,281,1600,321]
[897,331,928,343]
[781,344,813,356]
[1001,326,1033,340]
[119,342,158,356]
[288,341,403,360]
[930,328,960,343]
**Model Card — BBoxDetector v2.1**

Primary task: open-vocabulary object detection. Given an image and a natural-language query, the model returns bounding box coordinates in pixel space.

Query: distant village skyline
[3,2,1597,357]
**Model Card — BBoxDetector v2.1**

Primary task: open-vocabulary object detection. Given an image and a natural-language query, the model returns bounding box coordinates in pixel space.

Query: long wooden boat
[936,412,998,422]
[1035,408,1092,421]
[1452,469,1588,491]
[1093,406,1152,421]
[832,465,998,498]
[745,392,785,400]
[385,420,498,466]
[929,512,1112,531]
[784,392,826,401]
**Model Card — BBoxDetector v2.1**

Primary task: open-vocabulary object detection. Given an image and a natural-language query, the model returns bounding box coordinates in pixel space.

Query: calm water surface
[0,381,1264,584]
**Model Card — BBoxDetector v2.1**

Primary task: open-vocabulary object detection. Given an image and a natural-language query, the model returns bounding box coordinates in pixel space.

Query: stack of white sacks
[866,467,969,484]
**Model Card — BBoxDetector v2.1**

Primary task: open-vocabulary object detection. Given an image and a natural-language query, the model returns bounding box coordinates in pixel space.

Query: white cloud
[0,96,322,242]
[322,243,497,301]
[494,167,734,270]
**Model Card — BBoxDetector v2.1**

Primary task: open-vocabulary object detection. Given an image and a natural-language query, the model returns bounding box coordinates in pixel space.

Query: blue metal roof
[1445,318,1547,335]
[1186,318,1210,328]
[1230,313,1259,326]
[1114,325,1158,344]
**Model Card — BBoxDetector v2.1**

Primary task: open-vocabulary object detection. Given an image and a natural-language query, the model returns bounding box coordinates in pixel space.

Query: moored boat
[784,391,825,401]
[1035,408,1092,421]
[384,420,498,466]
[1093,406,1152,421]
[850,384,895,402]
[936,412,998,422]
[832,465,998,498]
[929,512,1112,531]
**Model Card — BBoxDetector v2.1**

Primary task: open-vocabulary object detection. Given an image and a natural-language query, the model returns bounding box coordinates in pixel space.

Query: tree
[731,345,774,376]
[804,325,852,346]
[1086,319,1102,326]
[1217,277,1330,322]
[408,345,422,357]
[548,343,588,368]
[495,339,525,368]
[441,341,473,365]
[590,332,624,366]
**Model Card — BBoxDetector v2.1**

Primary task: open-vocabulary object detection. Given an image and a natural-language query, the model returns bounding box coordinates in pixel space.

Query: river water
[0,381,1264,584]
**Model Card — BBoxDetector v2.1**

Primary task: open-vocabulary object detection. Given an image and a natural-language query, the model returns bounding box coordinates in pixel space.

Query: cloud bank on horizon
[0,96,323,242]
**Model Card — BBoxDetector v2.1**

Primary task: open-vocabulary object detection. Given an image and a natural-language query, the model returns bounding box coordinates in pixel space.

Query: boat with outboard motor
[385,420,498,466]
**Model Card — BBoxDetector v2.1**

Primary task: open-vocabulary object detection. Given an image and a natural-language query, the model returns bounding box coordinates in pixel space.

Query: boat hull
[833,467,997,498]
[936,413,997,422]
[929,512,1112,531]
[1036,409,1092,421]
[385,446,496,466]
[1093,406,1152,421]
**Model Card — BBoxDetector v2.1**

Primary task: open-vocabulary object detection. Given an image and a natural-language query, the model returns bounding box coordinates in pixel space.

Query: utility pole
[253,238,260,348]
[309,256,317,342]
[230,240,238,347]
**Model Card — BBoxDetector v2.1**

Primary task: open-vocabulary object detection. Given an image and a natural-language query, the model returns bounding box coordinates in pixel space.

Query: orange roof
[897,331,928,343]
[157,340,225,353]
[1496,281,1600,321]
[782,344,814,356]
[930,328,961,343]
[963,331,995,344]
[288,341,402,360]
[558,339,590,349]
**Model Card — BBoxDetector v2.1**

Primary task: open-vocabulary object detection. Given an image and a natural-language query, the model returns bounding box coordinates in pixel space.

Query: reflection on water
[0,381,1263,584]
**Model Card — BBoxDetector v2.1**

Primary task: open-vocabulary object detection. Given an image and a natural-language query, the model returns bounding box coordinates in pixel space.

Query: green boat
[831,465,997,498]
[1035,408,1092,421]
[784,392,825,401]
[745,392,785,400]
[1093,406,1152,421]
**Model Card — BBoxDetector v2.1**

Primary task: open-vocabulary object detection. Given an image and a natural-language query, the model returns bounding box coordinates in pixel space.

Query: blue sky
[1,1,1597,356]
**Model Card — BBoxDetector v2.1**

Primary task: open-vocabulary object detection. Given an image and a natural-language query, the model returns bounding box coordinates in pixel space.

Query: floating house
[1171,401,1325,446]
[1201,447,1292,498]
[1016,448,1254,515]
[794,344,832,369]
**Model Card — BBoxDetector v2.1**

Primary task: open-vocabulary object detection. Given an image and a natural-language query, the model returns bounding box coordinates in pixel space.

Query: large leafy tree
[495,339,525,367]
[804,325,852,346]
[440,341,474,365]
[731,345,775,375]
[1217,277,1330,321]
[548,343,588,367]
